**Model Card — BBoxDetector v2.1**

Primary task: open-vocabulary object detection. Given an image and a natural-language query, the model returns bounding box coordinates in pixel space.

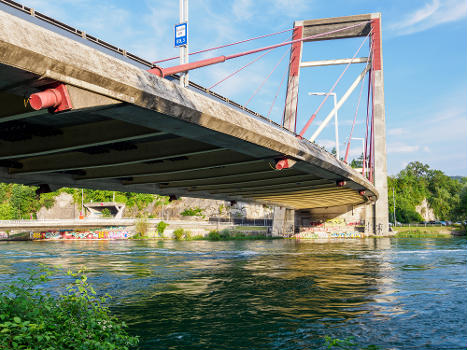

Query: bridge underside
[0,5,377,210]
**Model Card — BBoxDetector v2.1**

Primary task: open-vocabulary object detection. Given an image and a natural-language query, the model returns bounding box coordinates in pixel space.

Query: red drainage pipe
[29,84,72,112]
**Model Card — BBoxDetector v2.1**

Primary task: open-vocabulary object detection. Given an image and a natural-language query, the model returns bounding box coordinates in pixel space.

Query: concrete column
[371,14,389,235]
[272,206,295,236]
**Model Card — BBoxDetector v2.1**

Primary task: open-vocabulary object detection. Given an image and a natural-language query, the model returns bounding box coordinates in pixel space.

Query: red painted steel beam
[29,84,72,112]
[371,19,381,71]
[148,56,227,77]
[148,21,369,78]
[283,25,303,131]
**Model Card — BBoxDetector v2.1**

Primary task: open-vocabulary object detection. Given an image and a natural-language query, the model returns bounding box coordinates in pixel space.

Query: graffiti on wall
[30,227,132,240]
[295,225,363,239]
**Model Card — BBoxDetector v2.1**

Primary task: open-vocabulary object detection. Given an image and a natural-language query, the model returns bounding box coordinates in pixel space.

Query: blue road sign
[174,22,187,47]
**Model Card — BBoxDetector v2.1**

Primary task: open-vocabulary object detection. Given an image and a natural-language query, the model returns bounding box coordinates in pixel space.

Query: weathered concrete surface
[298,14,372,41]
[371,13,389,235]
[0,7,378,213]
[272,207,295,236]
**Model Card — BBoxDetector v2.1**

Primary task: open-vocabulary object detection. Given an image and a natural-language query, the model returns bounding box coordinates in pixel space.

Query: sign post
[176,0,189,87]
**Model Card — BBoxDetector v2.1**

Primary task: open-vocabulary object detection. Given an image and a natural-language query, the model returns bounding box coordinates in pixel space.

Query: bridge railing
[0,0,294,136]
[208,217,273,227]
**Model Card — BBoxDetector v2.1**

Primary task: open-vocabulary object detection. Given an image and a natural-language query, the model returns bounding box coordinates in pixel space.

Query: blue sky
[24,0,467,176]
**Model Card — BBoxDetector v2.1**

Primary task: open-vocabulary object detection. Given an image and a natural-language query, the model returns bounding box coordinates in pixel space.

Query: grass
[200,229,279,241]
[394,225,458,238]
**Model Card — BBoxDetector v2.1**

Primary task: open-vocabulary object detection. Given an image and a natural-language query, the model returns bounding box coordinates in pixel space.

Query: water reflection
[0,238,466,349]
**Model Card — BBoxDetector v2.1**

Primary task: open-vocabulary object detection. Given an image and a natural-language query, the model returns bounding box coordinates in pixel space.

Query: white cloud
[317,139,337,149]
[388,143,420,153]
[232,0,254,20]
[387,128,406,136]
[390,0,467,36]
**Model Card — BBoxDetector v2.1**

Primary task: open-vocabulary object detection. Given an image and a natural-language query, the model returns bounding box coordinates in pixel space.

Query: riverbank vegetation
[0,265,138,350]
[388,162,467,224]
[0,184,163,220]
[394,226,455,238]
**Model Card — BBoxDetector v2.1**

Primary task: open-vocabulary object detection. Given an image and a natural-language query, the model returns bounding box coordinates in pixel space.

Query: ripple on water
[0,238,466,350]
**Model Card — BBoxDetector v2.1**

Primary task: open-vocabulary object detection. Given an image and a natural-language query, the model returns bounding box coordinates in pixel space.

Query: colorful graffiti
[30,227,133,240]
[296,225,363,239]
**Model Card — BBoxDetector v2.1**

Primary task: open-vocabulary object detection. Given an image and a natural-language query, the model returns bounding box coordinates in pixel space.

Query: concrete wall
[36,193,78,220]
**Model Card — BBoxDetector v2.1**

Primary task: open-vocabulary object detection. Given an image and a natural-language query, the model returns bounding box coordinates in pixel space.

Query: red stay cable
[363,39,374,178]
[268,50,290,120]
[245,48,289,107]
[152,28,294,65]
[208,48,274,90]
[363,69,372,178]
[150,21,370,78]
[344,73,366,163]
[298,31,371,138]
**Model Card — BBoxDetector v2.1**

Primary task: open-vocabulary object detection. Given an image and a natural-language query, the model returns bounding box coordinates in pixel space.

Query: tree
[350,153,364,169]
[387,161,465,223]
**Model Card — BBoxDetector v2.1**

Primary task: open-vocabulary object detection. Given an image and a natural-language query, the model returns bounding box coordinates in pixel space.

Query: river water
[0,237,466,349]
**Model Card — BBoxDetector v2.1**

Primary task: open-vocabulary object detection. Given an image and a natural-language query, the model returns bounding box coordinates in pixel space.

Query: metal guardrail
[0,218,273,227]
[209,217,273,227]
[391,223,455,227]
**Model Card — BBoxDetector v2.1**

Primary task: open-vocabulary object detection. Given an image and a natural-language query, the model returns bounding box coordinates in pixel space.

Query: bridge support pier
[370,15,389,235]
[272,207,295,236]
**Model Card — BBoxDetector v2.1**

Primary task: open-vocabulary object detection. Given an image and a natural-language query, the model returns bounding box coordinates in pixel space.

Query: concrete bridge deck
[0,2,378,212]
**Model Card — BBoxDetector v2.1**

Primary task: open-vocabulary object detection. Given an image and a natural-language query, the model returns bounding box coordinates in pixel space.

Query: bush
[220,229,231,239]
[180,207,204,216]
[207,230,221,241]
[135,217,149,237]
[173,228,185,240]
[101,208,112,218]
[184,230,192,240]
[234,231,246,239]
[0,265,139,350]
[157,221,168,237]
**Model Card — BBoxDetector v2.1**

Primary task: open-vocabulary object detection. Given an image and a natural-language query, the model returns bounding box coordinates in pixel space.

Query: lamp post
[308,92,339,159]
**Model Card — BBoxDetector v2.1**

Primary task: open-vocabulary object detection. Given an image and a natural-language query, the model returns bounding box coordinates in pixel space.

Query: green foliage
[350,153,364,169]
[207,230,221,241]
[388,162,465,223]
[218,204,225,215]
[173,228,185,240]
[180,207,204,216]
[153,195,170,207]
[0,182,162,219]
[324,336,380,349]
[0,265,138,350]
[135,217,149,237]
[156,221,168,237]
[0,202,15,220]
[101,208,112,218]
[220,229,231,239]
[39,192,57,209]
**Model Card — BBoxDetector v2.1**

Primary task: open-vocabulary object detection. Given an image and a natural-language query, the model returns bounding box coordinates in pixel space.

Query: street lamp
[308,92,339,159]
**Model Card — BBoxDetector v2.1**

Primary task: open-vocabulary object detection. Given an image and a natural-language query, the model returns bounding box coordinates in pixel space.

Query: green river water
[0,237,466,349]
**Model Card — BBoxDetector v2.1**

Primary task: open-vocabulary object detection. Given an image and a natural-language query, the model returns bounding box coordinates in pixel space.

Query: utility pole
[179,0,189,87]
[81,188,84,219]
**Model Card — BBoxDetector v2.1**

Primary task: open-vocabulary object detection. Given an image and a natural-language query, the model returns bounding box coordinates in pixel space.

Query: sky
[22,0,467,176]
